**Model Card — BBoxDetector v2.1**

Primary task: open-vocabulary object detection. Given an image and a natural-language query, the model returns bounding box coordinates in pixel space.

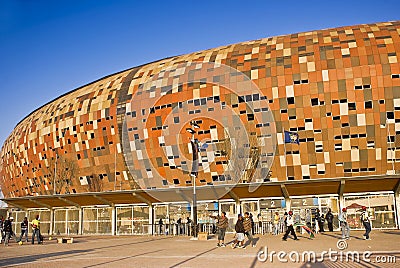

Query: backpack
[3,220,12,232]
[361,212,369,222]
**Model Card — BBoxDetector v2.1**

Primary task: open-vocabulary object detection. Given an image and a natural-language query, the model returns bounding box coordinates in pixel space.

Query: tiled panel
[1,21,400,198]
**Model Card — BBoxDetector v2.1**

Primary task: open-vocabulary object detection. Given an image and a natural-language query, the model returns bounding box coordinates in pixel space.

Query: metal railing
[146,221,280,236]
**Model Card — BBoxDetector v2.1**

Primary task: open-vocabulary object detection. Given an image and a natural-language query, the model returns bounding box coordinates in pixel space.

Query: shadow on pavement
[319,232,364,241]
[383,231,400,236]
[169,246,219,268]
[248,237,260,247]
[87,236,173,251]
[82,249,163,268]
[0,236,173,267]
[0,249,93,267]
[47,236,174,263]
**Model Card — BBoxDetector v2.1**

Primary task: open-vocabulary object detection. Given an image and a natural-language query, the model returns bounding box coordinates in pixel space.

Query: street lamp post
[186,121,200,238]
[54,153,58,195]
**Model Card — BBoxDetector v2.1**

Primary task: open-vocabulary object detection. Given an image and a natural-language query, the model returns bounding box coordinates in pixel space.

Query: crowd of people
[1,206,373,247]
[209,206,373,248]
[0,215,42,246]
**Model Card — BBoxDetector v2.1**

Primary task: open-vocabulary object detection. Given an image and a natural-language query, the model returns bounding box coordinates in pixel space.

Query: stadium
[1,21,399,235]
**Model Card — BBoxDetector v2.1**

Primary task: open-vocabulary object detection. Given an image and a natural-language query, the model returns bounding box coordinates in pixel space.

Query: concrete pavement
[0,230,399,267]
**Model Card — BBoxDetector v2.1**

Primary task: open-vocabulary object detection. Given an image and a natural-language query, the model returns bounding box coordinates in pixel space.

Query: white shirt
[286,215,294,226]
[339,212,347,222]
[361,211,370,222]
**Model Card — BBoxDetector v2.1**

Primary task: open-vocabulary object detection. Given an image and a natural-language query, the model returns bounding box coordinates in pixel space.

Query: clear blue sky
[0,0,398,146]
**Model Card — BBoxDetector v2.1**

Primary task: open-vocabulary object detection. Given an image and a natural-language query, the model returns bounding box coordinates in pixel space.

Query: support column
[285,198,291,212]
[79,207,83,235]
[281,184,290,212]
[236,200,241,216]
[148,204,153,235]
[50,208,54,235]
[190,202,194,222]
[226,187,240,216]
[395,185,400,230]
[339,194,345,210]
[339,179,346,210]
[111,205,116,235]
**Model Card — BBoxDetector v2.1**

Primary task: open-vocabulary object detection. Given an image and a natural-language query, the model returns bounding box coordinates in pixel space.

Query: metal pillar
[50,208,54,235]
[395,188,400,229]
[285,197,291,212]
[78,207,83,235]
[149,204,153,235]
[111,205,116,235]
[236,200,241,216]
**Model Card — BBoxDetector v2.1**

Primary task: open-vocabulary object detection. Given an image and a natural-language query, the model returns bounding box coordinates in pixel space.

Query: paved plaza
[1,230,399,268]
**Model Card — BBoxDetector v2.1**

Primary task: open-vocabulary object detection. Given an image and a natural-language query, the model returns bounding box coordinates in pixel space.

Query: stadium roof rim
[15,55,180,128]
[13,20,400,129]
[2,175,399,209]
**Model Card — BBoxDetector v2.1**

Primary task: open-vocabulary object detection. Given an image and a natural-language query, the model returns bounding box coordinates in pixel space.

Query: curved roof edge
[14,55,179,128]
[13,20,400,130]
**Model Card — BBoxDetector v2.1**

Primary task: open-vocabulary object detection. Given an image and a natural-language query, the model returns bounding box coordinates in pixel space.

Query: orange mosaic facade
[1,21,400,198]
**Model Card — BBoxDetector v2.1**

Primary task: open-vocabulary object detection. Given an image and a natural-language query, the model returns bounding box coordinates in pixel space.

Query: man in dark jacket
[19,217,29,242]
[316,208,325,233]
[244,212,255,247]
[282,211,299,241]
[325,209,334,232]
[210,212,229,247]
[0,216,4,243]
[361,206,372,240]
[231,214,246,248]
[3,216,16,246]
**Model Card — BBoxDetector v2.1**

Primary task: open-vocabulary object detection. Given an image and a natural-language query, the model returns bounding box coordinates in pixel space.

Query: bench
[57,237,74,244]
[198,232,208,241]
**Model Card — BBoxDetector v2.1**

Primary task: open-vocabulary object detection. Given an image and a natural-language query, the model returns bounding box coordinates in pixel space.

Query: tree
[218,129,262,183]
[43,155,79,194]
[86,174,103,192]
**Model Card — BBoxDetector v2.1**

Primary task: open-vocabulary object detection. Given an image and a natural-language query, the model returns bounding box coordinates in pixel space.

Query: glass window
[116,206,149,235]
[82,207,112,234]
[28,210,51,235]
[220,202,236,232]
[344,193,397,229]
[10,210,27,234]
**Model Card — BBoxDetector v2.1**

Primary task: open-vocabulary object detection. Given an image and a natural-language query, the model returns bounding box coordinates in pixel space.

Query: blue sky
[0,0,399,146]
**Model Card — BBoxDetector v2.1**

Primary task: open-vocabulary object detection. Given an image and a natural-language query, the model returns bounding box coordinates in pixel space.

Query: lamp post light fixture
[186,120,201,238]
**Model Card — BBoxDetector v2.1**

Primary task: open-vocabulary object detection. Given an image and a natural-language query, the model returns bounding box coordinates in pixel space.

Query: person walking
[177,218,182,235]
[338,208,350,239]
[273,212,280,235]
[158,218,163,235]
[0,216,4,243]
[243,212,255,247]
[3,216,16,246]
[211,216,217,234]
[325,209,334,232]
[282,211,288,233]
[19,217,29,242]
[31,215,42,244]
[361,206,372,240]
[250,213,255,235]
[316,208,325,233]
[186,217,192,236]
[305,210,312,231]
[282,211,298,241]
[231,214,246,248]
[257,213,263,234]
[210,212,229,247]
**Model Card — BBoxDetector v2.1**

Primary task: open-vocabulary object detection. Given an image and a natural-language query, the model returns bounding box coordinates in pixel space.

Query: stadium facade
[1,21,400,235]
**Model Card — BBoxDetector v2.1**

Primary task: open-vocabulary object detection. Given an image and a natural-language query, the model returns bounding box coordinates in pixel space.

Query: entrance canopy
[2,175,399,209]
